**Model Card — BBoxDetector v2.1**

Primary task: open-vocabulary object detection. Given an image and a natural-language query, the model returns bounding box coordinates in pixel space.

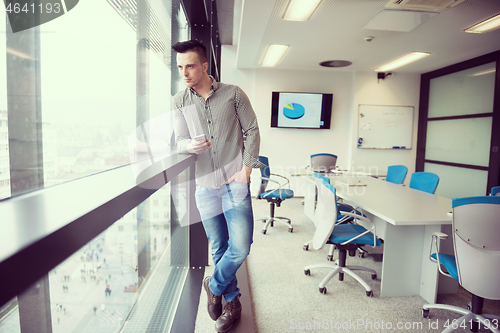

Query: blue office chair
[491,186,500,196]
[304,179,382,296]
[255,156,294,234]
[303,172,364,260]
[409,172,439,194]
[310,153,337,173]
[385,165,408,185]
[422,196,500,332]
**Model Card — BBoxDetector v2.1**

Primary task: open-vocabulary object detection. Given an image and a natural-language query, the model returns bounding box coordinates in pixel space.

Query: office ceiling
[223,0,500,74]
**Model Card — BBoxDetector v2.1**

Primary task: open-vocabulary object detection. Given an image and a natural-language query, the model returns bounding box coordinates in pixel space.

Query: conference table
[302,174,454,304]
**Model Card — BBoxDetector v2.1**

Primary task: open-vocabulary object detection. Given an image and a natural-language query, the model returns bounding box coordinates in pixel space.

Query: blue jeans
[195,181,254,302]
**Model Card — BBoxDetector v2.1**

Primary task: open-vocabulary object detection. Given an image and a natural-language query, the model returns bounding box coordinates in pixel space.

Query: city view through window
[0,0,189,332]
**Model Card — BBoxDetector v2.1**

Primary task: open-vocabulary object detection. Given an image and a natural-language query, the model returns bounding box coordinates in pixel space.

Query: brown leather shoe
[204,276,222,321]
[215,296,242,333]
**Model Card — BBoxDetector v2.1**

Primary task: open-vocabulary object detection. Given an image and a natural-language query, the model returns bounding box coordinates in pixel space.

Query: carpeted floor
[195,197,500,333]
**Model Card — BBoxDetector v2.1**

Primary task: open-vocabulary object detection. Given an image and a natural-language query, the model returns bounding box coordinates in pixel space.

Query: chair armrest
[432,232,448,240]
[259,177,287,198]
[338,212,378,247]
[269,173,290,187]
[339,211,371,224]
[429,232,452,279]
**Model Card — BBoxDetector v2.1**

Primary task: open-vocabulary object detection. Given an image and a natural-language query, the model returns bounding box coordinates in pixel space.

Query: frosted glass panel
[426,117,492,167]
[424,163,488,199]
[429,62,495,118]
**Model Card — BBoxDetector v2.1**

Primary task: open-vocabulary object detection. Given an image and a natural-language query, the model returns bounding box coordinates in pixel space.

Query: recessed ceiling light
[374,52,430,71]
[261,45,289,67]
[283,0,322,21]
[319,60,352,68]
[465,13,500,34]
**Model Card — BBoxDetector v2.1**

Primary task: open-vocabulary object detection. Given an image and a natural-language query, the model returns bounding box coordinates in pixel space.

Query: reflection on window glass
[40,2,136,188]
[0,11,11,201]
[428,62,496,118]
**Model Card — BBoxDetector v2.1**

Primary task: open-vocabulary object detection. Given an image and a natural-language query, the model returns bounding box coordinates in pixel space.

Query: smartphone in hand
[193,134,206,142]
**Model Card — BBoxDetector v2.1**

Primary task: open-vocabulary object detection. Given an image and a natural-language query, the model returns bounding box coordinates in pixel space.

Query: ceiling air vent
[319,60,352,68]
[385,0,467,12]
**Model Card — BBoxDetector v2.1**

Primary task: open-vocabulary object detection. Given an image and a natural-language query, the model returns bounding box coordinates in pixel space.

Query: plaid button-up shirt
[173,77,264,189]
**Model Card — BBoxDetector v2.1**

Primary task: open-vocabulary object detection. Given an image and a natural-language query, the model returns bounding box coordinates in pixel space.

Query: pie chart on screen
[283,103,305,119]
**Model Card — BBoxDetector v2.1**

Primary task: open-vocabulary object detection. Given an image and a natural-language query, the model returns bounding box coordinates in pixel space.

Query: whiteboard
[357,105,413,149]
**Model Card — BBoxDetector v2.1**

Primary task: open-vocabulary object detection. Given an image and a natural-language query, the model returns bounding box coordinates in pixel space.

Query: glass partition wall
[0,0,200,332]
[417,52,500,199]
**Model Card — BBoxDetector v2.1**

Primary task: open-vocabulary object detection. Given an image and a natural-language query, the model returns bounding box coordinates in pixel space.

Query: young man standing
[172,39,263,332]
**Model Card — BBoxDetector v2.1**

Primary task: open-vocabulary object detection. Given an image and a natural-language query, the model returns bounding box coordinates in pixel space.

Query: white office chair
[304,179,381,296]
[422,196,500,333]
[303,172,363,261]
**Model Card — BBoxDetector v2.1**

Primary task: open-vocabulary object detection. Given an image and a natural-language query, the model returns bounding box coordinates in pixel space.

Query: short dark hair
[172,39,207,64]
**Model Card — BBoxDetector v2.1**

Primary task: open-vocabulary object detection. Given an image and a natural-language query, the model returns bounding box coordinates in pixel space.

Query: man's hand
[227,165,252,184]
[187,139,211,154]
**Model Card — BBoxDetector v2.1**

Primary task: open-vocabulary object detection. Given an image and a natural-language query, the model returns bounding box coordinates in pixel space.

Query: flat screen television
[271,91,333,129]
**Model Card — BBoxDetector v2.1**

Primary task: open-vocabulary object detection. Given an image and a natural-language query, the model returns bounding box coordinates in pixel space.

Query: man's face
[176,51,207,89]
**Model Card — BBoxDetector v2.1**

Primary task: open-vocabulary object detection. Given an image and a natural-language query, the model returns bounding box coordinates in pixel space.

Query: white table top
[313,175,452,226]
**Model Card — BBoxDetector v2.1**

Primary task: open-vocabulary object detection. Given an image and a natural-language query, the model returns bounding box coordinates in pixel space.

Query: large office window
[0,0,195,332]
[417,52,500,198]
[39,2,136,188]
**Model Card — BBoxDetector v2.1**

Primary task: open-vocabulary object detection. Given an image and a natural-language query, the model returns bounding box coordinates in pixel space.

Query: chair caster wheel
[358,251,365,258]
[261,230,266,234]
[327,255,333,261]
[288,228,293,233]
[319,287,327,294]
[366,290,373,297]
[303,244,309,251]
[422,309,429,318]
[304,269,310,276]
[371,274,377,280]
[467,302,471,310]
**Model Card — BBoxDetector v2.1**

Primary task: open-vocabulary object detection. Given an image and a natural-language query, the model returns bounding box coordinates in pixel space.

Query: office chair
[255,156,294,234]
[310,153,337,173]
[385,165,408,185]
[304,179,381,296]
[303,172,364,260]
[491,186,500,196]
[422,196,500,333]
[409,171,439,194]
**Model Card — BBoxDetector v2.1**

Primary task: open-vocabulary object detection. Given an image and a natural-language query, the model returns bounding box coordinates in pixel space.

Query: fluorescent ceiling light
[465,13,500,34]
[261,45,289,67]
[283,0,322,21]
[374,52,430,72]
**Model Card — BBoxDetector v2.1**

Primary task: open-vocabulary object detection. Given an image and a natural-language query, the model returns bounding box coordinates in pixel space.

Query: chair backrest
[312,179,338,250]
[409,172,439,194]
[258,156,270,195]
[452,196,500,299]
[491,186,500,196]
[312,173,331,226]
[311,153,337,173]
[386,165,408,185]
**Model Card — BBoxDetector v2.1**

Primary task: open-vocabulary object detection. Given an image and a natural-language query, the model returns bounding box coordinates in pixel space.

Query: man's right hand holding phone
[187,134,211,154]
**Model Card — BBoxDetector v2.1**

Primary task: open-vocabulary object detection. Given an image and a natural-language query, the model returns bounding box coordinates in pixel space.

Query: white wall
[221,45,421,195]
[351,72,421,184]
